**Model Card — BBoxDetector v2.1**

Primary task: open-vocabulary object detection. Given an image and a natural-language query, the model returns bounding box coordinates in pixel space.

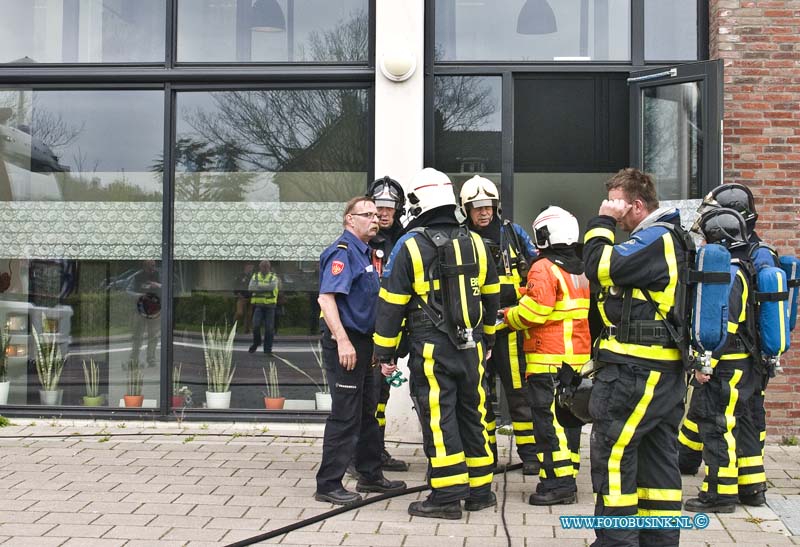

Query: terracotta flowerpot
[124,395,144,408]
[171,395,185,408]
[264,396,286,410]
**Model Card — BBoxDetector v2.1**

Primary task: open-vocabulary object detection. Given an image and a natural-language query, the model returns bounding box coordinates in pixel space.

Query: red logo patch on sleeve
[331,260,345,276]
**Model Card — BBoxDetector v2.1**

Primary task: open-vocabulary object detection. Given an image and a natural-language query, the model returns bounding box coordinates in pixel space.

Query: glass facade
[644,0,698,61]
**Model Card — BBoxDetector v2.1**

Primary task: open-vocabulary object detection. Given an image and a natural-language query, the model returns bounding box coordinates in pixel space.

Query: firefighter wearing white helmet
[460,175,540,475]
[502,205,591,505]
[374,168,501,519]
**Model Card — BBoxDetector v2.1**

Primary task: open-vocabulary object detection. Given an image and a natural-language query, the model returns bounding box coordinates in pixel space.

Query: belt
[408,309,439,330]
[606,321,677,348]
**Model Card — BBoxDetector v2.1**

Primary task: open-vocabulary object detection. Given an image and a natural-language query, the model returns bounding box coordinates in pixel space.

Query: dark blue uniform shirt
[319,229,380,334]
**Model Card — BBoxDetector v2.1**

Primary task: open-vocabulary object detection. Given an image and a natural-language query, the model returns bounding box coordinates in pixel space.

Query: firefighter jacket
[583,208,689,368]
[711,254,757,368]
[373,207,501,360]
[369,222,403,278]
[503,252,591,374]
[249,271,279,305]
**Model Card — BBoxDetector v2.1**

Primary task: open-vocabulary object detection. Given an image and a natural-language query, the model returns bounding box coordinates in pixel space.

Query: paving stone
[43,524,113,538]
[102,525,170,540]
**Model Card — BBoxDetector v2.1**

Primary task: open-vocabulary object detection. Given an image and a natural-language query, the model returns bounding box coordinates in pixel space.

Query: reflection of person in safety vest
[374,168,500,520]
[248,260,280,354]
[460,175,539,475]
[583,168,689,547]
[681,208,764,514]
[502,206,590,505]
[127,259,161,368]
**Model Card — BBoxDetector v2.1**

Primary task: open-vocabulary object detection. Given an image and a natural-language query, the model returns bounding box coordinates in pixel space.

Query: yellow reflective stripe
[431,473,469,489]
[553,466,575,477]
[407,237,427,295]
[475,343,494,461]
[609,371,660,496]
[451,239,473,329]
[431,452,465,468]
[525,353,591,365]
[379,287,411,305]
[423,344,446,459]
[484,323,496,336]
[512,421,532,431]
[720,353,749,361]
[485,419,496,430]
[377,418,386,426]
[637,488,682,502]
[563,318,574,356]
[738,472,767,485]
[481,282,501,295]
[760,431,766,442]
[683,418,699,433]
[727,321,739,334]
[471,231,488,287]
[603,493,638,507]
[376,403,386,412]
[637,509,682,517]
[738,456,763,468]
[598,246,614,287]
[715,465,738,478]
[374,332,402,349]
[585,227,615,244]
[498,275,518,285]
[466,455,494,467]
[508,331,522,389]
[678,430,703,452]
[599,338,682,361]
[657,233,678,317]
[488,435,496,443]
[716,483,739,495]
[515,436,536,445]
[736,269,748,323]
[723,370,743,469]
[598,299,611,327]
[469,473,494,487]
[553,298,591,310]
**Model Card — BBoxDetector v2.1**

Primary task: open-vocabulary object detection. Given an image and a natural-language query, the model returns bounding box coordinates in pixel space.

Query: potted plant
[171,363,192,408]
[272,341,330,410]
[124,360,144,407]
[32,324,64,405]
[0,326,9,405]
[202,322,236,409]
[263,360,285,410]
[81,359,104,407]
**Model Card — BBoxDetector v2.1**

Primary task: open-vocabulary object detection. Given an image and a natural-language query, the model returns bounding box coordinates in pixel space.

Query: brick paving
[0,419,798,546]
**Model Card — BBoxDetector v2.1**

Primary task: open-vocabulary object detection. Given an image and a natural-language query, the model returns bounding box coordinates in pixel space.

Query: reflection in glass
[435,0,630,61]
[644,0,697,61]
[433,76,501,201]
[0,0,166,64]
[177,0,368,63]
[642,82,702,200]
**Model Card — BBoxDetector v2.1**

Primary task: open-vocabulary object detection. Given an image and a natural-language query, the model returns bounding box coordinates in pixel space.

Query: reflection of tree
[301,9,368,62]
[0,92,82,149]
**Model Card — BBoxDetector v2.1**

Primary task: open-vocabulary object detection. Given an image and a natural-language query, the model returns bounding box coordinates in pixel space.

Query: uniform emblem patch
[331,260,345,275]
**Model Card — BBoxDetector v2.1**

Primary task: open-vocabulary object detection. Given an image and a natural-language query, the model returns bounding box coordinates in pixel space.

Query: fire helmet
[368,176,405,216]
[532,206,579,248]
[406,168,456,219]
[696,183,758,234]
[696,207,749,250]
[458,175,500,216]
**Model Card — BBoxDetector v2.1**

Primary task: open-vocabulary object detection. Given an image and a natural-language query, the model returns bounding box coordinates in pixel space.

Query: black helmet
[696,183,758,233]
[367,176,405,215]
[696,207,749,250]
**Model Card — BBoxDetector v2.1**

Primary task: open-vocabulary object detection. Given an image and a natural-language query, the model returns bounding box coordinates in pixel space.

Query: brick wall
[710,0,800,436]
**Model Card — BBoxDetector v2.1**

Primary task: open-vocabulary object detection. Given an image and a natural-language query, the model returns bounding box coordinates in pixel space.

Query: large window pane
[172,87,368,410]
[435,0,630,62]
[177,0,368,63]
[434,76,502,207]
[0,0,166,64]
[0,89,164,407]
[645,0,698,61]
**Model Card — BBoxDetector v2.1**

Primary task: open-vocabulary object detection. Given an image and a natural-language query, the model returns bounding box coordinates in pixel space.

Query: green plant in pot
[202,322,236,409]
[32,323,65,406]
[271,341,330,410]
[263,360,284,409]
[82,359,104,407]
[172,363,192,408]
[124,360,144,407]
[0,326,10,405]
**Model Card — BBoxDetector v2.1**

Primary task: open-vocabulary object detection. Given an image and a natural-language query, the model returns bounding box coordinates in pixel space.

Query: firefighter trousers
[589,362,685,547]
[316,327,383,494]
[527,373,579,492]
[484,329,537,464]
[407,324,495,504]
[376,377,391,448]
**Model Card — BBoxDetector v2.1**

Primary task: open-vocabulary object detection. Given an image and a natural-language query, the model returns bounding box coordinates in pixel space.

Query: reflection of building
[0,2,798,432]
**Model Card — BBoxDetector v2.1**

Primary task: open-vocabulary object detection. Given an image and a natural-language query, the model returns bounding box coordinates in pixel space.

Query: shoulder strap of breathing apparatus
[408,225,482,350]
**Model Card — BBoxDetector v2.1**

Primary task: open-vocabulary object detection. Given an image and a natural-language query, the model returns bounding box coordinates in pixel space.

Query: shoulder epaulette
[337,242,349,250]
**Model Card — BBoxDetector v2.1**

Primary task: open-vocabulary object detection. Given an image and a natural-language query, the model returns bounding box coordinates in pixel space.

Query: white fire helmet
[406,168,456,218]
[532,206,579,249]
[459,175,500,216]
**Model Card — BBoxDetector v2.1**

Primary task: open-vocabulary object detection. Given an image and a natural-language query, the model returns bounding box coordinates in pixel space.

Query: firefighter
[679,183,773,507]
[374,168,500,519]
[583,168,688,547]
[460,175,539,475]
[314,196,406,506]
[502,206,591,505]
[248,260,280,354]
[367,176,409,472]
[682,208,764,513]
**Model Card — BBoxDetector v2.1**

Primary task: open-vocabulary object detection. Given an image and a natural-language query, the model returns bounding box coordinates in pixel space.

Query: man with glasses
[314,196,406,506]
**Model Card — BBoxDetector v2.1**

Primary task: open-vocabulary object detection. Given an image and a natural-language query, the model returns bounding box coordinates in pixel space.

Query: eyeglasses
[349,212,379,219]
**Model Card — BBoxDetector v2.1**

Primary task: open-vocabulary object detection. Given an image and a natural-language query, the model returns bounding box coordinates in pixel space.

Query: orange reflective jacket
[503,257,591,375]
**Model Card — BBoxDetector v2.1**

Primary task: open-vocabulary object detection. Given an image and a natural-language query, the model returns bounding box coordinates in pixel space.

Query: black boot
[381,449,409,472]
[408,499,462,520]
[464,492,496,512]
[522,460,540,476]
[528,489,577,506]
[739,491,766,507]
[684,496,735,513]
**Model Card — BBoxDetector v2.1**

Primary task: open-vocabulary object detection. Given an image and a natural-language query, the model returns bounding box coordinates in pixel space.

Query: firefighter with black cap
[679,183,774,507]
[583,168,689,547]
[368,176,409,472]
[459,175,539,475]
[374,168,500,520]
[502,205,591,505]
[681,207,764,513]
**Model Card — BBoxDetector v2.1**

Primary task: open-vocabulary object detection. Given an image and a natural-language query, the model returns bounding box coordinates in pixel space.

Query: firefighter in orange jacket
[503,206,591,505]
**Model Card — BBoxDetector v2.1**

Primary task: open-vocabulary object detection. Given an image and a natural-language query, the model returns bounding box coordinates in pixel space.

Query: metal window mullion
[501,71,513,210]
[631,0,644,67]
[160,83,175,416]
[166,0,177,68]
